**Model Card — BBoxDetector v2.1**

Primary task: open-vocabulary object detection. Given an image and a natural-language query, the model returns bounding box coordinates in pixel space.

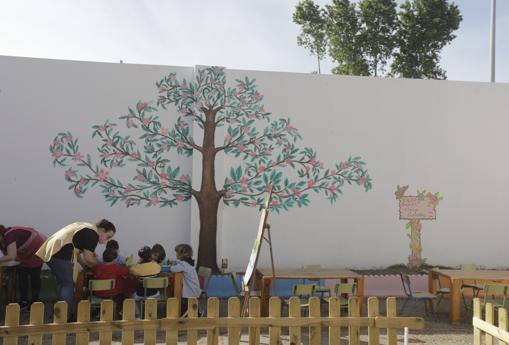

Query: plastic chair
[88,279,116,314]
[284,284,316,316]
[482,284,508,309]
[139,277,168,317]
[399,273,437,318]
[433,277,450,309]
[460,264,484,310]
[334,283,357,311]
[302,265,331,297]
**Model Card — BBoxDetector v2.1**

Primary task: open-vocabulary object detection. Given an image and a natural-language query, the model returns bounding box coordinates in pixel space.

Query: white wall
[0,56,194,256]
[2,56,509,269]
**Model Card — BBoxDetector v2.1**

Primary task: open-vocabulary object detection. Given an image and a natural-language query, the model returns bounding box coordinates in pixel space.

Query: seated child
[91,248,129,303]
[151,243,169,265]
[167,244,201,316]
[129,246,161,298]
[106,240,127,265]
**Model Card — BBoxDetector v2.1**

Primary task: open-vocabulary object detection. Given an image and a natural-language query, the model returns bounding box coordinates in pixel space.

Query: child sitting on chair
[167,244,201,316]
[91,248,129,304]
[151,243,169,265]
[129,246,161,298]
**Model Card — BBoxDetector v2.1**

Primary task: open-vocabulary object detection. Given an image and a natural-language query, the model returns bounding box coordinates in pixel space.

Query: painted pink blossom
[160,173,168,180]
[136,174,145,182]
[249,151,256,157]
[148,160,156,168]
[240,98,248,105]
[180,174,190,182]
[159,86,167,93]
[284,159,292,165]
[253,92,261,101]
[106,139,113,146]
[233,90,239,98]
[241,126,249,134]
[99,125,107,133]
[194,101,203,109]
[238,84,245,92]
[259,106,265,113]
[52,151,63,159]
[176,194,186,202]
[229,118,237,125]
[179,107,188,114]
[138,102,148,112]
[251,201,258,207]
[176,141,185,148]
[224,135,232,144]
[180,82,187,88]
[271,200,280,207]
[150,196,160,205]
[127,118,134,128]
[284,125,293,132]
[309,157,316,165]
[225,190,234,198]
[79,178,88,185]
[236,144,245,152]
[54,138,62,146]
[271,161,278,167]
[340,162,349,170]
[181,92,188,99]
[257,165,265,173]
[125,199,133,206]
[124,186,133,193]
[265,185,272,192]
[74,187,81,194]
[65,169,75,178]
[294,190,301,198]
[64,134,73,143]
[96,169,109,182]
[104,152,112,158]
[305,164,311,172]
[161,128,169,136]
[115,151,123,159]
[328,185,337,193]
[178,121,186,129]
[240,177,249,185]
[359,176,366,185]
[130,152,137,159]
[142,118,150,126]
[307,179,315,188]
[72,152,84,161]
[331,169,337,175]
[160,180,168,188]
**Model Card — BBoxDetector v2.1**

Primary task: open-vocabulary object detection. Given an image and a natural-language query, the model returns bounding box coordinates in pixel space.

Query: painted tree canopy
[50,66,372,270]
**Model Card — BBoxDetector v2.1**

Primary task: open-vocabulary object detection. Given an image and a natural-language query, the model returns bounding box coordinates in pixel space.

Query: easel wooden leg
[261,277,272,316]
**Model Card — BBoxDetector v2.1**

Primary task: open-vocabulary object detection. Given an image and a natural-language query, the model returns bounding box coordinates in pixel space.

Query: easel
[241,189,276,316]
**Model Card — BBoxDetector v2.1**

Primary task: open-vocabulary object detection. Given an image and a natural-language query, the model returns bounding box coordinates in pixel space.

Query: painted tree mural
[50,66,372,271]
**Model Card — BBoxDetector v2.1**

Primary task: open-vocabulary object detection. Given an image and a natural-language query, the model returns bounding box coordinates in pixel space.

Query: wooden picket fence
[473,297,509,345]
[0,296,423,345]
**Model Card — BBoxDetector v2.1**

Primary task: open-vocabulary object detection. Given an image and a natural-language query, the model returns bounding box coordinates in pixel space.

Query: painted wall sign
[399,196,436,220]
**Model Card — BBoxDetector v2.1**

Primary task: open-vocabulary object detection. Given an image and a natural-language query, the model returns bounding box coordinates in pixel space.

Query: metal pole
[489,0,496,82]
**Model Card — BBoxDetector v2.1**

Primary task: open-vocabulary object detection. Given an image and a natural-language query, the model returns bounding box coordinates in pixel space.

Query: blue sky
[0,0,507,82]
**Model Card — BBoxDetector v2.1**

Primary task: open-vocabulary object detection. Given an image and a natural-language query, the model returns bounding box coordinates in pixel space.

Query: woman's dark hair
[96,219,116,233]
[175,244,193,259]
[151,244,166,263]
[106,239,119,250]
[102,248,118,263]
[0,225,7,237]
[138,246,152,263]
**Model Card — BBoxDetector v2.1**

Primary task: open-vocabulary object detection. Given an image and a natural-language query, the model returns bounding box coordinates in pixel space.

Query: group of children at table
[90,241,201,315]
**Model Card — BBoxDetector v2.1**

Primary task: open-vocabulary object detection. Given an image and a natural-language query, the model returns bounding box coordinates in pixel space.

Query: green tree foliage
[293,0,328,74]
[391,0,462,79]
[292,0,462,79]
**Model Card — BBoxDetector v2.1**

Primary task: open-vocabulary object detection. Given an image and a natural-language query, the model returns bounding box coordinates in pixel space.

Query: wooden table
[0,261,19,304]
[429,269,509,324]
[256,268,364,316]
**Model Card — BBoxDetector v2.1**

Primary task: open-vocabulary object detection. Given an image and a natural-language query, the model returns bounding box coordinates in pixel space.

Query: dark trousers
[17,266,42,303]
[181,298,188,316]
[47,257,75,318]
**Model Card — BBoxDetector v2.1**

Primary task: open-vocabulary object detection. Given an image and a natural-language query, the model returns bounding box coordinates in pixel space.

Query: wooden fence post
[309,297,321,345]
[4,304,20,345]
[486,302,494,345]
[269,297,281,345]
[144,298,158,345]
[228,297,241,345]
[187,298,199,345]
[207,297,219,345]
[473,298,481,345]
[53,301,68,345]
[28,302,45,345]
[122,299,135,345]
[76,300,91,345]
[368,297,380,345]
[99,300,114,345]
[386,297,398,345]
[349,297,360,345]
[166,298,179,345]
[329,297,340,345]
[289,297,301,345]
[249,297,261,345]
[499,306,508,345]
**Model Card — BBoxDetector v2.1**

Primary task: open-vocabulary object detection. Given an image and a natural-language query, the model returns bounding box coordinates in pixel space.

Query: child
[151,243,168,265]
[106,240,127,265]
[129,246,161,298]
[167,244,201,316]
[91,248,129,307]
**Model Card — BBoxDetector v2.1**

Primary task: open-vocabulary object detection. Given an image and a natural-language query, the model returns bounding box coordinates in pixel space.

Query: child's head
[138,246,153,263]
[151,244,166,263]
[106,239,119,251]
[174,244,193,260]
[102,248,118,263]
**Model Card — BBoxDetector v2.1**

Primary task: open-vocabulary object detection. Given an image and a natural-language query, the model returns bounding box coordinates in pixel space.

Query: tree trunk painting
[50,66,373,271]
